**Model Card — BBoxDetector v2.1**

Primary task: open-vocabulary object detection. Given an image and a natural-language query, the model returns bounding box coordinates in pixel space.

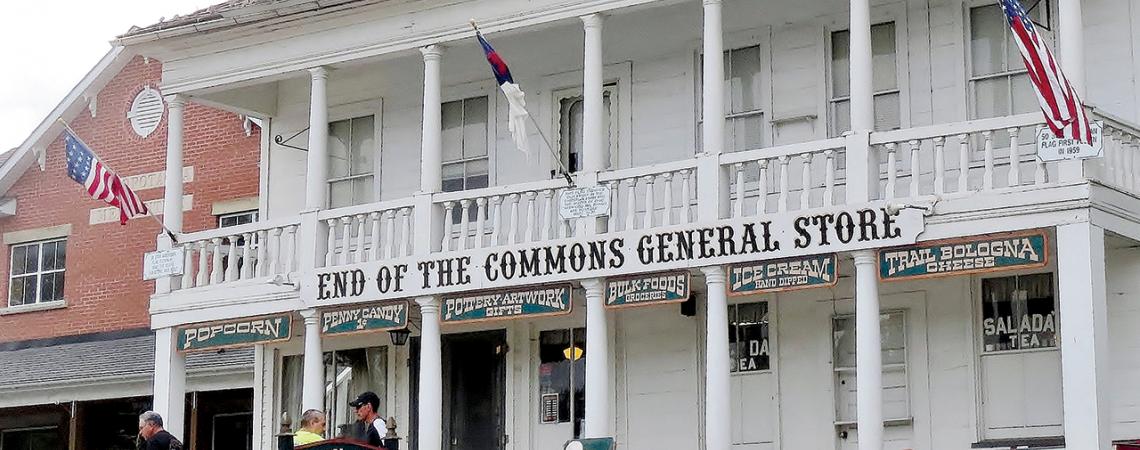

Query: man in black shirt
[348,391,384,447]
[138,411,183,450]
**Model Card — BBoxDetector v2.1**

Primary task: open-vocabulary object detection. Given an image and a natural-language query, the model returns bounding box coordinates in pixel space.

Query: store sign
[605,271,689,308]
[320,301,409,336]
[1036,121,1103,161]
[878,229,1048,281]
[559,185,611,220]
[728,253,837,295]
[306,203,924,307]
[177,314,292,352]
[143,248,185,280]
[442,284,572,324]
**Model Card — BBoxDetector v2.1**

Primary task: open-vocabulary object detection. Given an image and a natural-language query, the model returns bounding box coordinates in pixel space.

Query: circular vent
[127,87,165,137]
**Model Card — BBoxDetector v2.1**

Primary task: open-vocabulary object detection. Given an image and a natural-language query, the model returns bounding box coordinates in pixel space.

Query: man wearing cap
[348,391,384,447]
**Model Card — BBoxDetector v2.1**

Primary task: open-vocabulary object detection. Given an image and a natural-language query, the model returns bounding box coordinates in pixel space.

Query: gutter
[113,0,366,46]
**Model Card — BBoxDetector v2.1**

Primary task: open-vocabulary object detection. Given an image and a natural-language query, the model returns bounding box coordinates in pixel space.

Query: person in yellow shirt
[293,409,327,447]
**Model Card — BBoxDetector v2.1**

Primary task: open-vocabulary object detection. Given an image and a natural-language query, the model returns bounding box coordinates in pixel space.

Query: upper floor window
[442,96,491,222]
[829,22,901,135]
[328,115,376,208]
[218,210,258,228]
[698,45,765,152]
[968,4,1049,119]
[9,239,66,307]
[555,85,616,174]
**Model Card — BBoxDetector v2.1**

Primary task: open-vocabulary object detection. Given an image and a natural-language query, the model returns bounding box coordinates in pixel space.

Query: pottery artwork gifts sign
[442,284,573,324]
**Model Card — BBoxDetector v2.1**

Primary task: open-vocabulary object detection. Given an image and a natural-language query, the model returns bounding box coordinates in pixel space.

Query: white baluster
[1116,130,1128,187]
[525,192,537,242]
[209,238,224,285]
[982,131,994,190]
[933,136,945,195]
[541,190,554,240]
[224,236,238,282]
[1127,136,1138,191]
[606,183,618,232]
[339,217,352,265]
[642,176,656,229]
[957,134,969,192]
[283,225,297,273]
[508,194,521,244]
[489,196,503,246]
[371,212,384,261]
[733,163,745,218]
[256,230,268,276]
[269,228,282,274]
[624,178,638,231]
[909,140,921,197]
[441,202,455,251]
[196,241,209,287]
[825,150,837,205]
[778,156,790,212]
[399,207,412,257]
[355,214,367,263]
[324,219,337,267]
[680,169,692,223]
[884,144,897,200]
[1007,127,1021,187]
[756,160,769,214]
[240,233,253,280]
[475,198,488,249]
[458,199,471,250]
[800,153,813,209]
[661,173,674,226]
[182,243,195,289]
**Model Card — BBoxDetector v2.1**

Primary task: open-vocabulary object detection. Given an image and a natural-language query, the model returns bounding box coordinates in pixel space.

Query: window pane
[466,160,489,190]
[539,330,573,424]
[350,116,375,176]
[442,100,465,163]
[975,76,1011,119]
[728,114,763,152]
[833,316,857,368]
[23,275,37,304]
[25,244,39,273]
[11,245,27,275]
[40,272,55,303]
[982,273,1056,352]
[731,302,770,372]
[831,30,851,98]
[353,176,375,205]
[872,23,898,91]
[971,5,1007,76]
[874,93,902,131]
[329,180,353,209]
[328,119,352,179]
[572,328,587,438]
[726,46,763,113]
[441,163,465,192]
[463,97,489,158]
[567,99,584,173]
[833,100,852,136]
[881,311,906,365]
[53,271,65,301]
[1011,73,1037,114]
[41,242,56,270]
[9,277,25,306]
[53,241,66,270]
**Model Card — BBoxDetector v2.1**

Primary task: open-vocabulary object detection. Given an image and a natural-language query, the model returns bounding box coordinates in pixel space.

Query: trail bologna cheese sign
[728,253,838,295]
[177,314,292,352]
[320,301,409,336]
[442,284,572,323]
[605,271,690,308]
[306,203,924,307]
[878,229,1048,281]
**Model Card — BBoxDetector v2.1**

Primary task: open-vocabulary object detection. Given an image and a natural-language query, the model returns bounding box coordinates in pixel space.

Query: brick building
[0,47,262,450]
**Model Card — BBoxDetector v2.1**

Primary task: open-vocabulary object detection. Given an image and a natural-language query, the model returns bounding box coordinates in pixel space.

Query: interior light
[563,345,584,361]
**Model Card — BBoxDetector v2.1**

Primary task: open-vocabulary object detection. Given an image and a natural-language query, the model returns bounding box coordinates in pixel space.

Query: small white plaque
[1036,121,1103,162]
[559,185,611,220]
[144,248,186,280]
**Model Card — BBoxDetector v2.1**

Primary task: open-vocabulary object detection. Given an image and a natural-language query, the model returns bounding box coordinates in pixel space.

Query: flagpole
[470,20,575,187]
[56,119,179,243]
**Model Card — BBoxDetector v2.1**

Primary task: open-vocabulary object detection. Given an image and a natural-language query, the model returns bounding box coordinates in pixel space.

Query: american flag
[999,0,1092,143]
[65,130,149,224]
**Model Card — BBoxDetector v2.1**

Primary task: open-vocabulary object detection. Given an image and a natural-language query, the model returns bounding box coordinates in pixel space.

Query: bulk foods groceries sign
[304,203,925,306]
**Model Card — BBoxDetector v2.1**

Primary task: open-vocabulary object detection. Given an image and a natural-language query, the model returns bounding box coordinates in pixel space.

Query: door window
[538,328,587,437]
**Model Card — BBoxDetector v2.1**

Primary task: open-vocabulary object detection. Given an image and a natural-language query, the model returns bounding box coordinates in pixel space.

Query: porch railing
[175,217,301,290]
[317,198,416,266]
[433,178,571,251]
[597,159,698,231]
[722,138,847,219]
[1091,109,1140,192]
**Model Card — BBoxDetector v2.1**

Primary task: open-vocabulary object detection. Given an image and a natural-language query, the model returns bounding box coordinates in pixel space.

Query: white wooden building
[118,0,1140,448]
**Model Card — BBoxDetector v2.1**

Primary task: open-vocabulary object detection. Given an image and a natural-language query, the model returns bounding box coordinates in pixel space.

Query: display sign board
[143,248,185,280]
[878,229,1048,281]
[605,271,689,308]
[541,393,560,424]
[306,203,925,308]
[728,253,838,295]
[559,185,611,220]
[565,438,616,450]
[442,284,572,324]
[1036,121,1103,161]
[177,314,292,352]
[320,301,409,336]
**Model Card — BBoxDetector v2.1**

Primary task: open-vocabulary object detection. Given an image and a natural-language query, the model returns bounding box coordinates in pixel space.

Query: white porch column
[845,0,876,202]
[1058,0,1085,96]
[852,250,883,450]
[581,278,612,437]
[420,45,444,193]
[702,0,725,156]
[417,296,443,450]
[1056,222,1111,450]
[701,266,730,450]
[153,327,186,439]
[581,14,606,173]
[306,67,330,210]
[300,309,325,413]
[163,95,185,233]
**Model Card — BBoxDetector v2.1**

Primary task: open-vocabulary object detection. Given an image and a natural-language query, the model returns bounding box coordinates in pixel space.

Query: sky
[0,0,212,151]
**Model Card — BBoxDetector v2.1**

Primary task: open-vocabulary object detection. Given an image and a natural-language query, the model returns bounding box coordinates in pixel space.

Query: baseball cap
[349,391,380,411]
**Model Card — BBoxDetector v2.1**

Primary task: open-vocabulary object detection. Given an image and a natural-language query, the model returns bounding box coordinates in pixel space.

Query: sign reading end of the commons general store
[442,284,572,324]
[177,314,292,352]
[320,301,409,336]
[878,229,1048,281]
[605,271,690,308]
[728,253,838,295]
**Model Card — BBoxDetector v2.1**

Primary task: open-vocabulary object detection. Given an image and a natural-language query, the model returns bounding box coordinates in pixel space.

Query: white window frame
[7,238,66,308]
[728,300,774,375]
[218,210,259,228]
[442,81,499,189]
[552,84,620,175]
[695,31,774,153]
[832,309,911,426]
[964,0,1055,120]
[823,6,911,136]
[541,62,632,173]
[325,100,383,207]
[441,94,494,190]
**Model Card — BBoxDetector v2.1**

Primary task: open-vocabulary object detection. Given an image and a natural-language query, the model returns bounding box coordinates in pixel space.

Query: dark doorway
[442,330,507,450]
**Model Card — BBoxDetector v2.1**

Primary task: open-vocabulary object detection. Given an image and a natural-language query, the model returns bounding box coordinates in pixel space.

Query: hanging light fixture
[389,328,411,346]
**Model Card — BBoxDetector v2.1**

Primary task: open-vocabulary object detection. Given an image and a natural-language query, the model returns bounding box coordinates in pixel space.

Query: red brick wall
[0,56,261,343]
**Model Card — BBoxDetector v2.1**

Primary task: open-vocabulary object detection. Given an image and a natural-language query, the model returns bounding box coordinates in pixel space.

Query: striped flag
[476,29,531,156]
[64,130,149,224]
[999,0,1092,144]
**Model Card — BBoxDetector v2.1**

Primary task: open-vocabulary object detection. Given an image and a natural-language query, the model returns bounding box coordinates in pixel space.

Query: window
[556,85,616,175]
[969,4,1048,119]
[539,328,586,438]
[830,22,901,135]
[833,311,908,423]
[218,210,258,228]
[442,96,490,223]
[698,45,765,152]
[1,427,61,450]
[281,347,388,439]
[729,302,770,373]
[8,239,66,307]
[977,273,1062,439]
[328,116,376,208]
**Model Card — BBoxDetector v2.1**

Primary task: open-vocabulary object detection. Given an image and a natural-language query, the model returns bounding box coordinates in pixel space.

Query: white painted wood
[853,250,882,450]
[703,265,731,450]
[1007,127,1021,187]
[305,68,329,210]
[582,278,612,438]
[420,46,444,193]
[416,296,443,450]
[583,13,607,173]
[152,327,186,440]
[300,309,324,412]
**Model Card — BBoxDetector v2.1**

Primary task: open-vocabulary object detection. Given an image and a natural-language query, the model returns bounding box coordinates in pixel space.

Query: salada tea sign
[878,229,1048,281]
[320,301,409,336]
[728,253,838,295]
[605,271,689,308]
[177,314,292,352]
[442,284,572,324]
